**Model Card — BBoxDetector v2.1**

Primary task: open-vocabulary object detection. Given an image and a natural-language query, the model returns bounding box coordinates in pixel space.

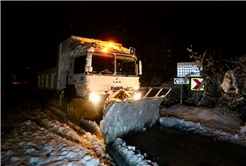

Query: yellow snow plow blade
[100,87,172,145]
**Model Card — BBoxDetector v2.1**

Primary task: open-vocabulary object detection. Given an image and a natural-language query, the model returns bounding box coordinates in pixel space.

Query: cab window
[74,56,86,74]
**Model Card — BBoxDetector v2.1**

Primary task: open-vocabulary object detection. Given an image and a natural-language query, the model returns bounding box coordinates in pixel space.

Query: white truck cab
[38,36,142,105]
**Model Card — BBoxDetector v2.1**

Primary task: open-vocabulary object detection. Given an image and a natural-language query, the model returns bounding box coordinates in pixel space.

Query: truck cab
[67,36,142,102]
[37,36,142,104]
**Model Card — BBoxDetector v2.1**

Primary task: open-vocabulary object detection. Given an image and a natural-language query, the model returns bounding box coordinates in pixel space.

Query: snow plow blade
[100,87,172,145]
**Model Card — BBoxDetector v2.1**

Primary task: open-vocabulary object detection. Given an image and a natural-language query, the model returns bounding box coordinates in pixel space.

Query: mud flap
[100,87,171,145]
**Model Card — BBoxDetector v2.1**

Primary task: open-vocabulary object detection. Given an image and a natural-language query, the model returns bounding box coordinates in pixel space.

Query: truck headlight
[133,93,141,100]
[90,93,100,102]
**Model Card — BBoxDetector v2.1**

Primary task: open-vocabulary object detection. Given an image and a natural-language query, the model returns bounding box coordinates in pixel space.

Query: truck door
[69,55,87,97]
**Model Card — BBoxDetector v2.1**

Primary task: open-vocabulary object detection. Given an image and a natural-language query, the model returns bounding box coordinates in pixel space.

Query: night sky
[2,2,246,85]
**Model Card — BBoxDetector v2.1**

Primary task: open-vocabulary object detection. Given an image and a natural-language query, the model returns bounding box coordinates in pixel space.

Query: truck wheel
[67,102,80,125]
[65,85,76,99]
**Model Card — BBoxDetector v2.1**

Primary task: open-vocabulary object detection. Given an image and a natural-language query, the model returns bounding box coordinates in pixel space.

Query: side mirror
[86,52,93,72]
[137,60,142,75]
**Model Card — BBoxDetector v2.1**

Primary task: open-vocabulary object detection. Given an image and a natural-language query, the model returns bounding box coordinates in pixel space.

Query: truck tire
[67,101,80,125]
[64,85,76,100]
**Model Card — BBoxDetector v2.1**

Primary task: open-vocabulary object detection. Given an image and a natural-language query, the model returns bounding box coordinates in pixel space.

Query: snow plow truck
[37,35,171,125]
[37,36,143,121]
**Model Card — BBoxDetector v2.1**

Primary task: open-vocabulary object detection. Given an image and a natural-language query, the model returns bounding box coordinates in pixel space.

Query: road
[2,85,246,165]
[121,126,246,166]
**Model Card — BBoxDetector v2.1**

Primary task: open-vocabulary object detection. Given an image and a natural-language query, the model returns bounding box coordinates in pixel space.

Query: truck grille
[111,86,123,91]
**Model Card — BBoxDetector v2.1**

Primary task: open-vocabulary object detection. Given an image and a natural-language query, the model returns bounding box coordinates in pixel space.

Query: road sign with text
[177,62,202,77]
[174,78,189,84]
[191,78,204,91]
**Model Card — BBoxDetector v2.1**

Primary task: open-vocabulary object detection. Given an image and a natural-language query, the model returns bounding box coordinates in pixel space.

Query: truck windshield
[116,56,135,75]
[91,53,114,74]
[91,53,136,75]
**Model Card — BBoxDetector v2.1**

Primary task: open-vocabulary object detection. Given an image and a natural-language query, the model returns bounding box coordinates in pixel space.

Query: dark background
[2,2,246,89]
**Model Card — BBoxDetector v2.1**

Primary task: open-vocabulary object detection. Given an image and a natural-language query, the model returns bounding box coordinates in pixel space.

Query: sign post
[174,78,189,105]
[176,62,203,105]
[180,84,182,104]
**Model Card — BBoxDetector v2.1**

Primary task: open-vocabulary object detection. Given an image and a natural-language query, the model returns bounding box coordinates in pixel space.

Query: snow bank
[37,110,109,159]
[160,117,246,147]
[2,105,114,166]
[42,119,82,142]
[1,120,106,166]
[100,98,164,145]
[160,105,242,133]
[240,124,246,134]
[49,106,67,118]
[110,138,158,166]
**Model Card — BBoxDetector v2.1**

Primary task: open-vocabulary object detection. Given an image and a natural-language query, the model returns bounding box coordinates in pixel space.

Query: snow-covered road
[1,100,158,166]
[2,99,246,166]
[2,120,107,166]
[1,105,113,165]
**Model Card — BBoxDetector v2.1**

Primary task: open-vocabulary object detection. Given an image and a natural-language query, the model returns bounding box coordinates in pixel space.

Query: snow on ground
[160,105,246,147]
[1,103,113,166]
[160,105,242,133]
[100,98,164,145]
[2,100,161,166]
[1,120,105,166]
[109,138,158,166]
[240,125,246,134]
[100,97,246,164]
[3,99,246,165]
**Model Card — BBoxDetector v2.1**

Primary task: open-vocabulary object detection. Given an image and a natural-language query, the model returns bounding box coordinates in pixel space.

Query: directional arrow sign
[191,78,204,91]
[174,78,189,84]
